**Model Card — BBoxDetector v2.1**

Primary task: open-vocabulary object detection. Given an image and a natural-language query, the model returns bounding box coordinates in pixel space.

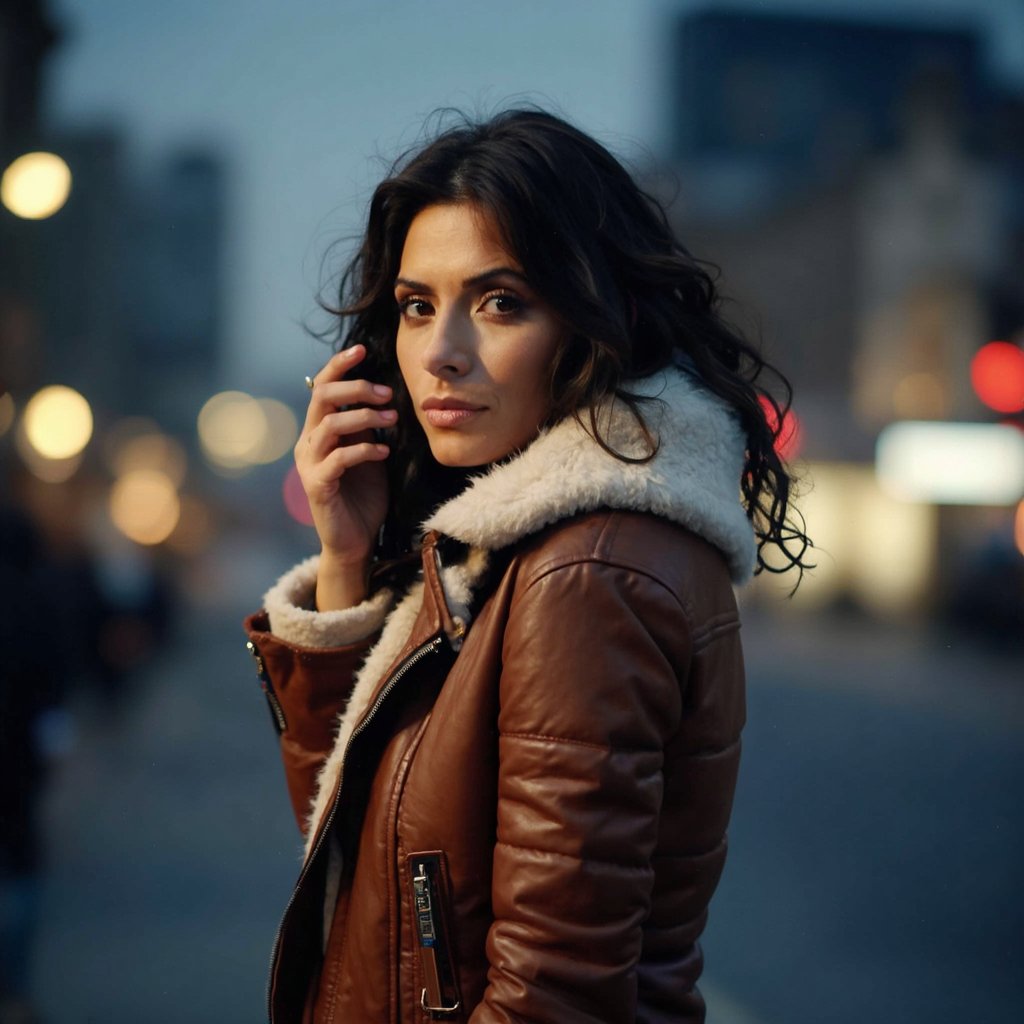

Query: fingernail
[373,384,391,396]
[380,409,397,421]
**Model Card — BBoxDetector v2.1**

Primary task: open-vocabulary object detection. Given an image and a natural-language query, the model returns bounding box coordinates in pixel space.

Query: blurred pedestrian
[245,108,809,1022]
[0,505,65,1024]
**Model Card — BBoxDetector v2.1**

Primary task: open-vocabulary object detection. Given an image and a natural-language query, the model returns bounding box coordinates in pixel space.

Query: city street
[27,540,1024,1023]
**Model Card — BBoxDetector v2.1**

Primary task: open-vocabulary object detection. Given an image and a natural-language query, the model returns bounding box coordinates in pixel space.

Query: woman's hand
[295,345,395,611]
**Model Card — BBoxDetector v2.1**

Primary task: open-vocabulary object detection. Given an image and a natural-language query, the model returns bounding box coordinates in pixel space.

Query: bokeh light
[283,464,315,526]
[1016,501,1024,559]
[15,417,83,482]
[23,385,93,459]
[105,418,188,487]
[876,421,1024,506]
[197,391,298,471]
[252,398,299,464]
[1,151,72,220]
[758,394,802,460]
[109,469,181,545]
[197,391,267,471]
[970,341,1024,414]
[0,392,14,438]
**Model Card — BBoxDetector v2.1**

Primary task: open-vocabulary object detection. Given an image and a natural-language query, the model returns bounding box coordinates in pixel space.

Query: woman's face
[395,202,564,467]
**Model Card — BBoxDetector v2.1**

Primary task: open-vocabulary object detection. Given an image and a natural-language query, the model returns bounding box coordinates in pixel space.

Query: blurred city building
[127,150,226,436]
[0,0,226,677]
[659,8,1024,627]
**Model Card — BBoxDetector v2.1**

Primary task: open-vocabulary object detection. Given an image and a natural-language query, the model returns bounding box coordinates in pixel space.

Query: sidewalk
[31,600,298,1024]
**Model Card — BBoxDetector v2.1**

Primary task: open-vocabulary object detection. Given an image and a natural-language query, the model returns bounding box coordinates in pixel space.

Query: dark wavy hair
[321,108,811,582]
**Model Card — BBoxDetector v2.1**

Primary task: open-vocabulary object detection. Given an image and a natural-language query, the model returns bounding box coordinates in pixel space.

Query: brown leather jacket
[244,370,753,1023]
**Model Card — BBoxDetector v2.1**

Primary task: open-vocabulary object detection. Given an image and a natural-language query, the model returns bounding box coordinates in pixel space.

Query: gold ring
[304,375,315,390]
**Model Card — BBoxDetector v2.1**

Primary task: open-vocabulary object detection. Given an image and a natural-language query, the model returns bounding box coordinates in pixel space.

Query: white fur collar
[424,368,756,582]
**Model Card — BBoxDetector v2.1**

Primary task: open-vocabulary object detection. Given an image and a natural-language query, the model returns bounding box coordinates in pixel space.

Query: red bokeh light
[758,395,802,460]
[283,464,315,526]
[971,341,1024,414]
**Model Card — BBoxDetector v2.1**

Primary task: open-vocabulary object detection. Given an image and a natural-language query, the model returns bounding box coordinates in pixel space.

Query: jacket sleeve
[470,558,691,1024]
[243,555,392,833]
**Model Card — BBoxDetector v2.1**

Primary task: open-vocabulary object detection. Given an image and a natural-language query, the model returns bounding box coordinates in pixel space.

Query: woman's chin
[426,437,510,469]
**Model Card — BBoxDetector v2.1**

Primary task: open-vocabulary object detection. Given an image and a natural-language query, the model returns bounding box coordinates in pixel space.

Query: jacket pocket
[407,851,462,1018]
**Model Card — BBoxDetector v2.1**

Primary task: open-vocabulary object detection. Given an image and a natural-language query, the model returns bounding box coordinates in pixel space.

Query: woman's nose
[422,311,472,378]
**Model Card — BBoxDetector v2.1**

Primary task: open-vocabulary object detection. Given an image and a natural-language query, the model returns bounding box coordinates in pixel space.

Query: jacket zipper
[266,632,446,1021]
[247,640,288,734]
[411,854,462,1016]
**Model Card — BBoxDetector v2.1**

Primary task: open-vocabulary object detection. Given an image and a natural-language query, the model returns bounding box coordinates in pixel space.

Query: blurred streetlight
[758,394,802,460]
[23,385,93,459]
[971,341,1024,414]
[197,390,298,472]
[105,418,188,487]
[252,398,298,464]
[109,469,181,546]
[1,151,72,219]
[197,390,267,471]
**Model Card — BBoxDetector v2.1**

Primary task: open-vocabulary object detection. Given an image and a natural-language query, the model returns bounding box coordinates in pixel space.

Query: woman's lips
[423,407,483,427]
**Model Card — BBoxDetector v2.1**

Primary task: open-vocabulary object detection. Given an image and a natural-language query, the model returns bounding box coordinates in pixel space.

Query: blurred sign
[876,421,1024,505]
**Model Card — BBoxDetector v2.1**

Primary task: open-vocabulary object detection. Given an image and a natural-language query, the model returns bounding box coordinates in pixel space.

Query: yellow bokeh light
[252,398,299,464]
[23,385,93,459]
[1,151,72,220]
[1015,501,1024,559]
[197,391,268,469]
[109,469,181,546]
[0,392,14,438]
[16,430,83,483]
[109,427,188,487]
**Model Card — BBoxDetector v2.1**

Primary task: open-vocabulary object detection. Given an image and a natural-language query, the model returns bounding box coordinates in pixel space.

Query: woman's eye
[481,293,522,315]
[399,297,432,319]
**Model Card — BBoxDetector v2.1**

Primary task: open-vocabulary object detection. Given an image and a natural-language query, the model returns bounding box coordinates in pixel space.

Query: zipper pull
[246,639,287,734]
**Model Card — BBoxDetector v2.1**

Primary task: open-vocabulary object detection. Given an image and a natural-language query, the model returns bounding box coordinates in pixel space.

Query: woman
[244,108,808,1023]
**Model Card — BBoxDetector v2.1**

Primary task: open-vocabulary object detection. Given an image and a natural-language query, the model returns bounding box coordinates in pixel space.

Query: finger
[311,378,393,414]
[302,346,365,427]
[303,376,393,433]
[303,442,390,495]
[308,344,367,388]
[320,440,390,477]
[303,407,397,461]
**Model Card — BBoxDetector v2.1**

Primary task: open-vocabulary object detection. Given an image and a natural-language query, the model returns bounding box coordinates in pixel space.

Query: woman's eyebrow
[394,276,431,292]
[462,266,528,288]
[394,267,529,293]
